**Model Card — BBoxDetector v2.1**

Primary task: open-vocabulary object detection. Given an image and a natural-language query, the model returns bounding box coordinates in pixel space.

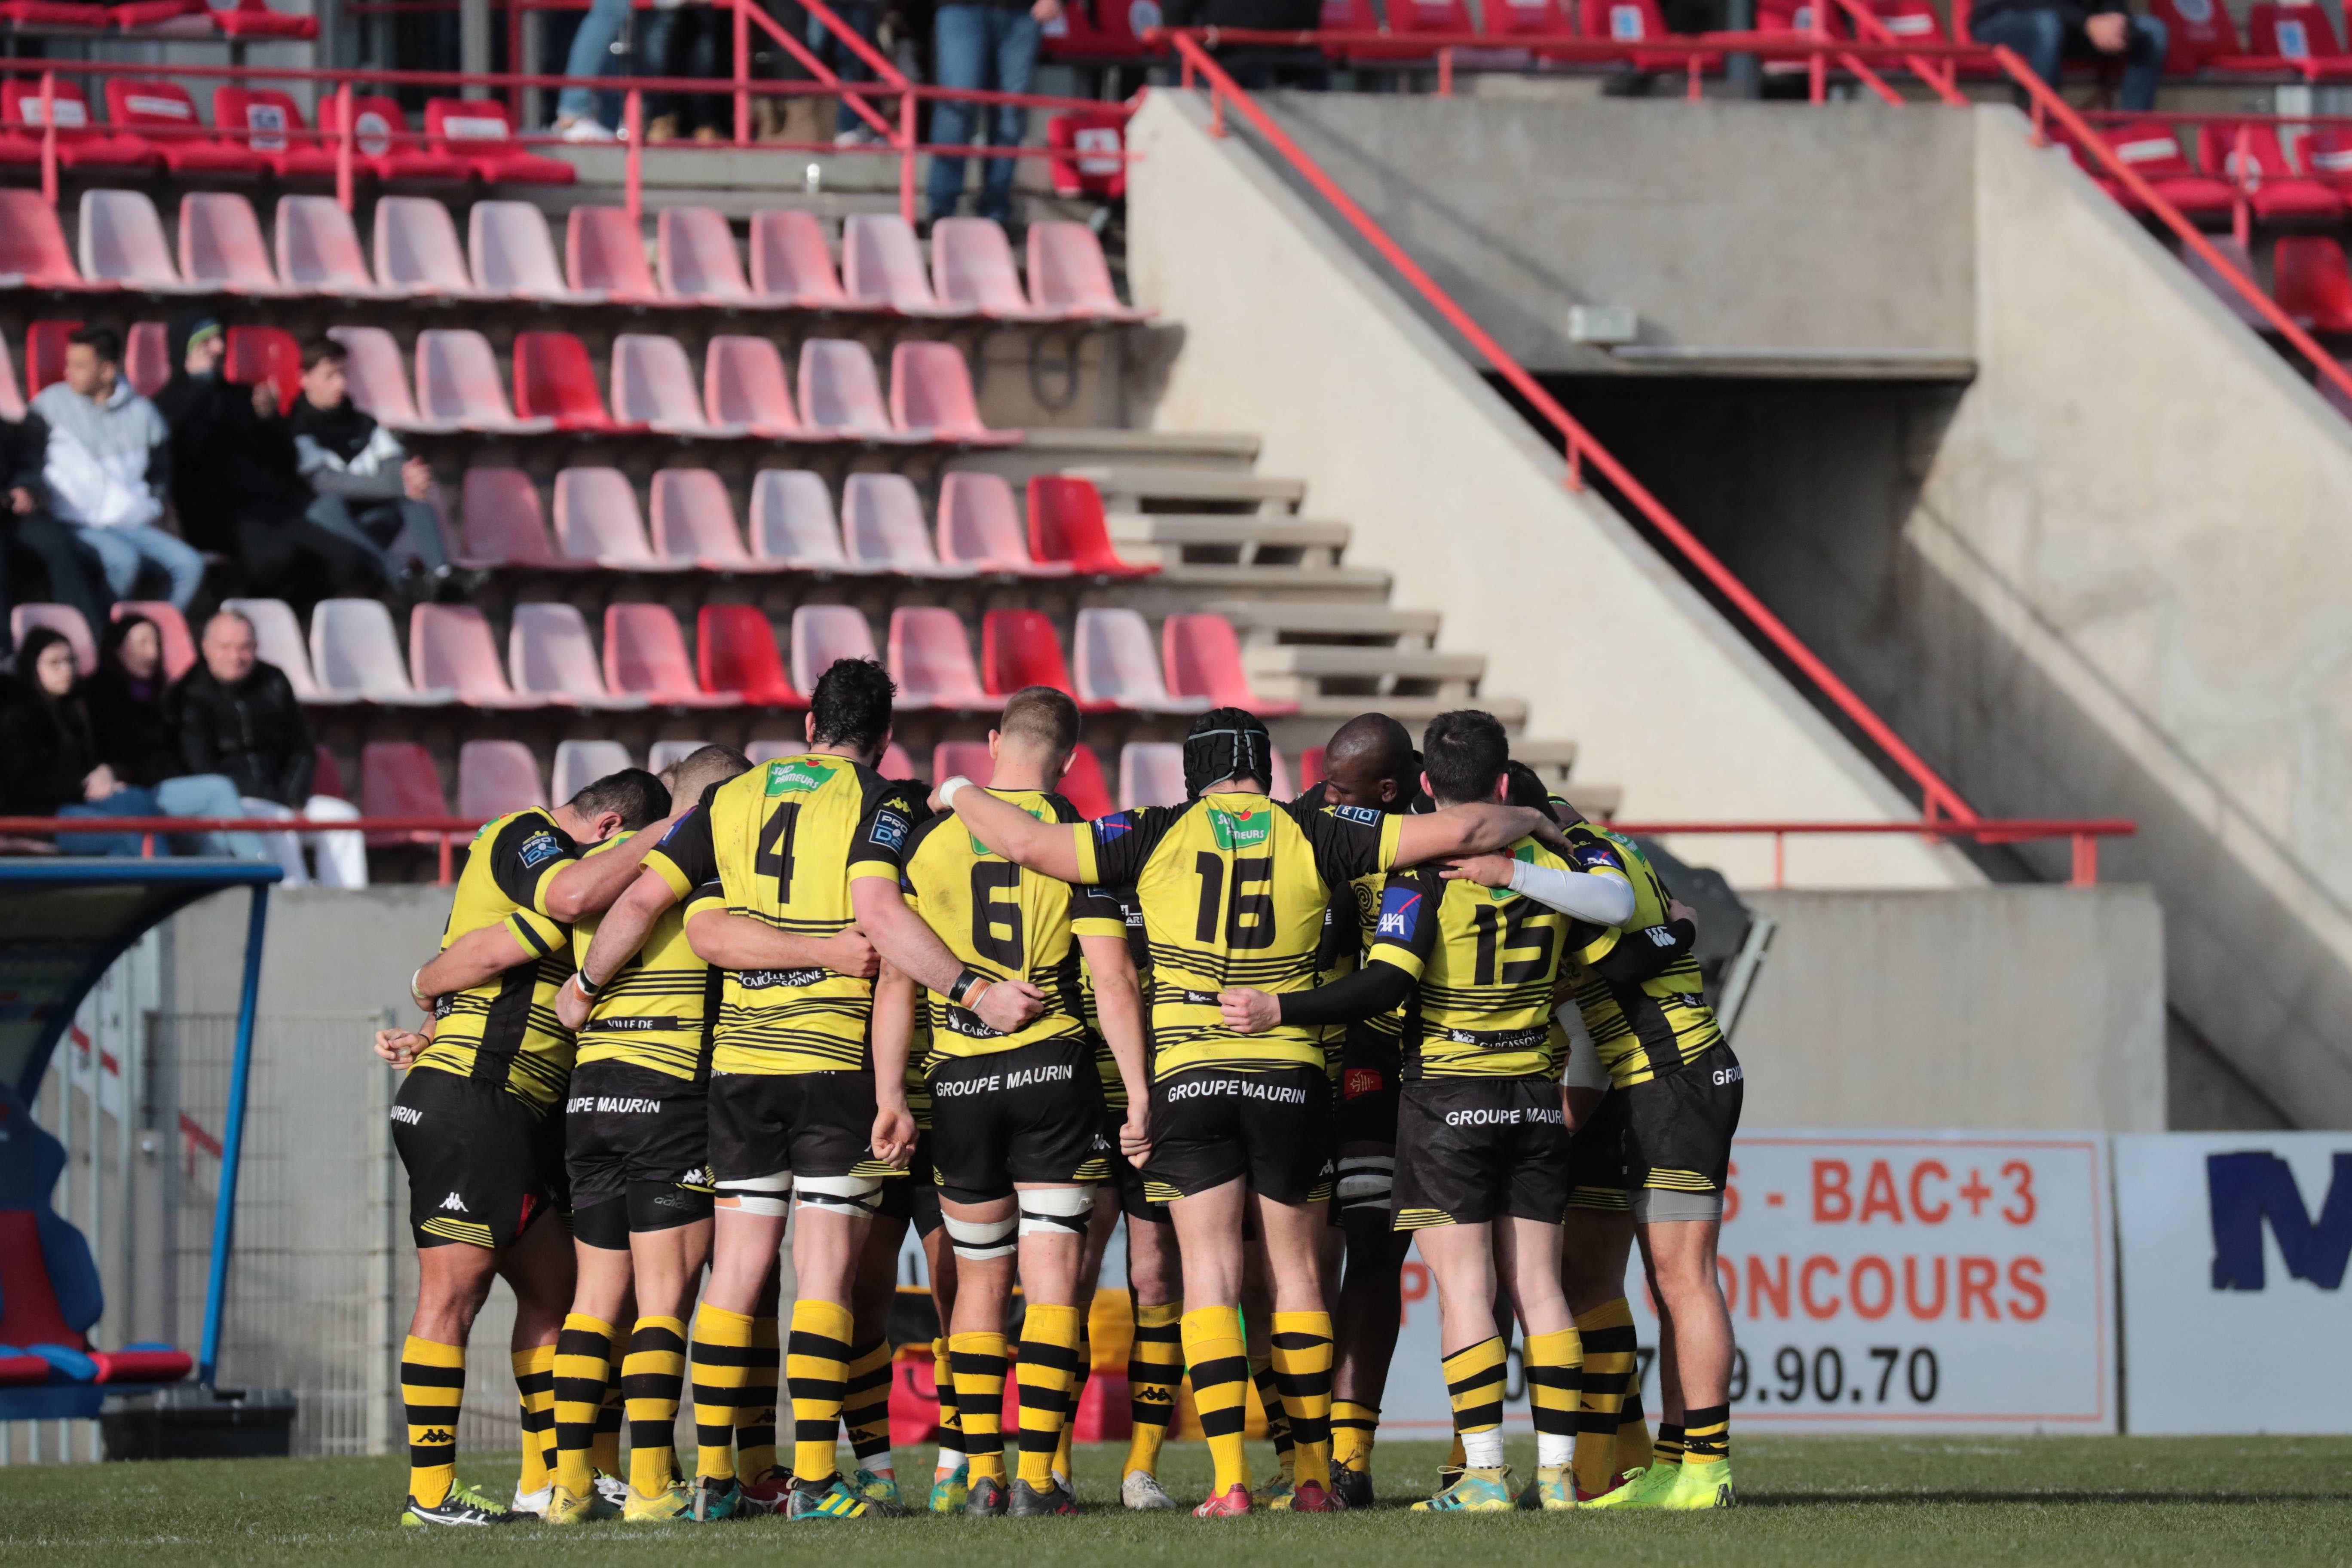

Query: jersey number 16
[1194,852,1275,950]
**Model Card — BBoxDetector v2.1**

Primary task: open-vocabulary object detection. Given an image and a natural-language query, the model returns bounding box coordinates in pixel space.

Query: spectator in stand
[86,613,265,860]
[171,608,368,888]
[812,0,884,146]
[641,0,736,142]
[926,0,1060,223]
[551,0,633,140]
[17,326,201,617]
[152,313,378,612]
[1161,0,1328,87]
[1,404,111,659]
[1970,0,2165,112]
[289,340,453,589]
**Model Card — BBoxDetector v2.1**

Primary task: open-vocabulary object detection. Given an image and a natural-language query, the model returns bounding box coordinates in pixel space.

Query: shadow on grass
[1739,1491,2352,1507]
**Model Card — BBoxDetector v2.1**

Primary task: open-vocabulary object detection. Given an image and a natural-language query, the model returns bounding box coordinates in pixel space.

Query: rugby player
[570,658,1046,1522]
[873,686,1152,1516]
[542,745,754,1523]
[936,707,1572,1516]
[373,768,672,1527]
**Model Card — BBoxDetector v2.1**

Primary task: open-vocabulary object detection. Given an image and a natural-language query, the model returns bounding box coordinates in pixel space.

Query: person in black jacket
[150,312,380,611]
[1969,0,2165,111]
[1161,0,1328,87]
[0,413,110,659]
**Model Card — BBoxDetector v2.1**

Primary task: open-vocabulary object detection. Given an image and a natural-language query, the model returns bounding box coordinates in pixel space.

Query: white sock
[1463,1428,1505,1469]
[935,1448,963,1472]
[864,1455,894,1479]
[1538,1432,1574,1470]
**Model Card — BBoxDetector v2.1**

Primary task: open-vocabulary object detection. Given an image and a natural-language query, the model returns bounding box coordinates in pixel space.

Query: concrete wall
[1125,92,1971,890]
[1251,95,1977,372]
[1737,886,2166,1132]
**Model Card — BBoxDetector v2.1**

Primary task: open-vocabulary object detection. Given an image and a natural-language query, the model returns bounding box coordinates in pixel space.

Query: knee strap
[1018,1184,1094,1239]
[944,1212,1017,1262]
[1335,1155,1396,1210]
[794,1172,885,1216]
[716,1170,792,1217]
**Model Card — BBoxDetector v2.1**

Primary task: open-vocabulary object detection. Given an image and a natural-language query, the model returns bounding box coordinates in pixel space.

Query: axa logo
[2208,1152,2352,1291]
[440,1192,470,1213]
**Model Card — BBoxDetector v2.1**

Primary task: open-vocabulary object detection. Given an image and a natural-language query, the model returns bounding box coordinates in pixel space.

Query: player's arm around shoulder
[868,962,919,1168]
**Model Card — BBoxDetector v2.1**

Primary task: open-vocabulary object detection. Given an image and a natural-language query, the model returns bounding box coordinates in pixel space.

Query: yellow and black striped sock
[1270,1311,1334,1492]
[623,1315,688,1498]
[1681,1404,1729,1469]
[788,1299,855,1486]
[1446,1427,1466,1473]
[552,1314,614,1497]
[1181,1305,1250,1496]
[931,1336,962,1466]
[1251,1355,1295,1482]
[690,1304,755,1482]
[736,1314,780,1483]
[1123,1302,1181,1476]
[1330,1399,1378,1475]
[512,1345,557,1497]
[1054,1329,1089,1481]
[1573,1299,1636,1496]
[1654,1421,1686,1467]
[401,1335,465,1509]
[1617,1381,1654,1476]
[951,1331,1010,1484]
[1015,1302,1083,1489]
[592,1359,625,1481]
[1524,1326,1583,1470]
[843,1337,894,1475]
[1442,1337,1509,1469]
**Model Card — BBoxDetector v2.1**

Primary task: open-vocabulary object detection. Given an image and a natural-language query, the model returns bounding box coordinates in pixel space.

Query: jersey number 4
[756,802,800,899]
[1193,852,1275,950]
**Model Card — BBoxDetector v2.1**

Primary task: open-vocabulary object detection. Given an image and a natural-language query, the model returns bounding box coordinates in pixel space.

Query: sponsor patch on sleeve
[657,807,698,845]
[1375,882,1423,940]
[1093,815,1132,845]
[868,809,910,851]
[517,830,565,868]
[1573,842,1623,873]
[1330,803,1380,826]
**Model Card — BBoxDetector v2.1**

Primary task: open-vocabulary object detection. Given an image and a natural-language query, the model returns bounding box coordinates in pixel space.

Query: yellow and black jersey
[570,833,726,1082]
[643,752,922,1077]
[1079,885,1148,1111]
[1311,883,1362,1080]
[1071,793,1401,1080]
[1369,835,1613,1080]
[1560,824,1723,1088]
[906,1010,935,1130]
[416,807,582,1115]
[899,788,1127,1059]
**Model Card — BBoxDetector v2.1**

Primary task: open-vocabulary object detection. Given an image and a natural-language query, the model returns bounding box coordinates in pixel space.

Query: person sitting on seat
[1970,0,2166,112]
[289,338,453,589]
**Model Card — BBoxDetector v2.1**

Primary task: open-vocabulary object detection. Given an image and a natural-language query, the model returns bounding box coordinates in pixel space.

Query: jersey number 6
[1193,852,1276,950]
[970,860,1025,968]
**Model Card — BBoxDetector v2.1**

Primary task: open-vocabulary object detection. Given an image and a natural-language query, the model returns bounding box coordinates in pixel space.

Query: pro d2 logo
[2208,1151,2352,1291]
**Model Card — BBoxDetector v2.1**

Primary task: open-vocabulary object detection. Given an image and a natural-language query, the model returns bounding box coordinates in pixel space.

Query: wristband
[573,968,601,998]
[947,966,990,1008]
[410,967,432,1008]
[939,775,974,809]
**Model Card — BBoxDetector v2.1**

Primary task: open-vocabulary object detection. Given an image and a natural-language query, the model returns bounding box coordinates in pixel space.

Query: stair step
[1108,511,1353,567]
[1152,564,1393,597]
[1061,464,1306,514]
[1284,693,1531,727]
[1204,598,1443,648]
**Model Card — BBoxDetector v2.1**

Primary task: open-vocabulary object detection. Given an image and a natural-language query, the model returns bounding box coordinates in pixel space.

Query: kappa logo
[682,1165,713,1187]
[1132,1386,1174,1404]
[439,1192,470,1213]
[419,1428,454,1445]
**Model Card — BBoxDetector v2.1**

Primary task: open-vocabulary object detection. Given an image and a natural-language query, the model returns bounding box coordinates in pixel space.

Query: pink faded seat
[220,597,325,700]
[1060,743,1113,818]
[177,192,285,293]
[651,467,783,572]
[1026,220,1150,322]
[416,329,554,434]
[880,741,916,778]
[110,600,195,680]
[508,601,646,709]
[457,739,548,816]
[658,206,752,304]
[705,335,820,440]
[933,740,994,783]
[789,604,880,694]
[553,739,633,800]
[937,471,1068,576]
[1074,607,1208,714]
[330,326,455,435]
[458,468,581,570]
[410,603,544,707]
[372,195,490,297]
[471,199,598,302]
[842,211,965,316]
[891,341,1018,445]
[613,333,738,437]
[888,606,988,709]
[275,195,396,297]
[78,189,200,292]
[1162,612,1296,716]
[843,472,972,577]
[0,190,86,289]
[981,608,1084,704]
[11,603,95,673]
[750,208,850,306]
[604,602,736,707]
[750,469,863,572]
[554,466,684,571]
[566,205,660,302]
[1118,742,1186,809]
[361,742,448,845]
[798,339,914,442]
[124,321,168,398]
[0,333,20,423]
[311,597,452,704]
[932,217,1060,321]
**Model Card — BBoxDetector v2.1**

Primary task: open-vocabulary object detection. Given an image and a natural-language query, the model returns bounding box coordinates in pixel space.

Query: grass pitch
[3,1436,2348,1567]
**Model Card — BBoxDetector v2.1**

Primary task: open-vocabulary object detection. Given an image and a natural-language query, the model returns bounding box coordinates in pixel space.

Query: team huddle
[375,657,1744,1526]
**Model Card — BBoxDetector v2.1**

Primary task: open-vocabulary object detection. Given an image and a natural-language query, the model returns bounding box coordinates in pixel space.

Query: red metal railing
[0,815,484,883]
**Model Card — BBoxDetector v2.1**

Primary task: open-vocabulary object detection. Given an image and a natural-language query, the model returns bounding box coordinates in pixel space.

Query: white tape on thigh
[1018,1184,1094,1238]
[717,1170,792,1217]
[1335,1155,1396,1209]
[793,1171,884,1215]
[944,1212,1017,1261]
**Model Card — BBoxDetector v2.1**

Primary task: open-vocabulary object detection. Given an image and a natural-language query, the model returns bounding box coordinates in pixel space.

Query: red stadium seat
[1059,743,1113,818]
[123,322,168,397]
[981,608,1080,701]
[749,209,850,306]
[790,604,881,694]
[842,212,964,317]
[2147,0,2241,71]
[0,1,107,24]
[214,88,341,178]
[472,199,594,301]
[658,206,753,304]
[2242,0,2352,71]
[1576,0,1689,70]
[2199,122,2343,218]
[416,329,554,434]
[312,597,448,704]
[2272,236,2352,330]
[799,339,910,441]
[567,205,660,302]
[26,320,79,397]
[1118,742,1185,809]
[12,603,95,673]
[932,217,1059,322]
[457,740,548,817]
[615,333,735,437]
[514,331,636,432]
[698,603,804,705]
[889,606,989,709]
[606,603,737,707]
[316,95,470,184]
[225,325,300,414]
[212,0,317,40]
[329,325,453,434]
[0,334,20,423]
[0,191,86,289]
[104,79,260,174]
[1391,0,1472,37]
[275,195,394,297]
[934,740,994,784]
[2300,127,2352,196]
[891,341,1018,445]
[424,97,576,184]
[844,472,973,577]
[178,193,285,294]
[706,335,816,440]
[937,471,1070,576]
[1481,0,1576,43]
[360,741,447,845]
[2089,121,2233,215]
[1026,475,1158,578]
[373,196,489,297]
[509,601,646,709]
[77,190,198,292]
[3,80,157,170]
[1046,111,1127,202]
[220,597,325,700]
[1298,745,1326,792]
[411,603,544,707]
[1862,0,1947,43]
[458,468,578,570]
[1074,607,1205,714]
[749,470,859,571]
[881,741,917,779]
[651,467,778,572]
[554,466,680,571]
[1162,612,1297,716]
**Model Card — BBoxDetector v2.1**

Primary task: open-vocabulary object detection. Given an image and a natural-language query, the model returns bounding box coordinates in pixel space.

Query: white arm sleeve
[1507,858,1638,928]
